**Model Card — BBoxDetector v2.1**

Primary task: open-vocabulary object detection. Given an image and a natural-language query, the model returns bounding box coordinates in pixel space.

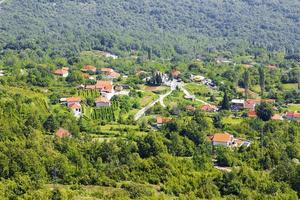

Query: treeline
[0,0,300,58]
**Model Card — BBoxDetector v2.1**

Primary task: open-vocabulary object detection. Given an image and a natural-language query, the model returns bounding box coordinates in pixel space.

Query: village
[50,59,300,150]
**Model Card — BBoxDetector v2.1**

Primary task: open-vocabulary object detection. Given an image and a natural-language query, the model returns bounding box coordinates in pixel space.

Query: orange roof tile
[55,128,71,138]
[66,97,81,102]
[81,65,97,72]
[247,111,257,118]
[95,80,113,92]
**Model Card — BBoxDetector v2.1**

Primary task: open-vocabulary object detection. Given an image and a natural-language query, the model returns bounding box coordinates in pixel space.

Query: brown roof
[95,96,110,103]
[66,97,81,102]
[157,116,172,124]
[286,112,300,119]
[211,133,233,143]
[55,128,71,138]
[81,65,97,72]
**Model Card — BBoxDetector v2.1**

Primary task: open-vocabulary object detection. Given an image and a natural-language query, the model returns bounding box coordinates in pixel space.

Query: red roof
[157,116,172,124]
[54,69,68,76]
[244,99,275,110]
[55,128,71,138]
[68,103,81,109]
[247,111,257,118]
[81,65,97,72]
[211,133,233,143]
[66,97,81,102]
[95,96,110,103]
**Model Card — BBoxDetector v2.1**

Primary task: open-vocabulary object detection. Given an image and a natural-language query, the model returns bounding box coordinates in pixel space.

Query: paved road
[178,83,210,105]
[134,80,178,121]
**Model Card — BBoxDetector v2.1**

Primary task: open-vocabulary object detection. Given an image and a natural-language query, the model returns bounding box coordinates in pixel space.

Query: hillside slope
[0,0,299,57]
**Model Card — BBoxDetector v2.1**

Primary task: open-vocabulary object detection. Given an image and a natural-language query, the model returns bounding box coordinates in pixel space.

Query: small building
[81,65,97,73]
[244,99,276,110]
[68,103,82,118]
[85,80,114,93]
[81,73,95,80]
[284,112,300,122]
[210,132,234,147]
[100,68,120,79]
[200,104,217,112]
[95,96,111,107]
[54,68,69,77]
[231,99,245,110]
[55,128,71,138]
[66,97,81,107]
[186,105,196,112]
[156,116,172,127]
[170,69,181,79]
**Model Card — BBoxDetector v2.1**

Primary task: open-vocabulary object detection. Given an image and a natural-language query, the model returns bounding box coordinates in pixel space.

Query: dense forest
[0,0,300,58]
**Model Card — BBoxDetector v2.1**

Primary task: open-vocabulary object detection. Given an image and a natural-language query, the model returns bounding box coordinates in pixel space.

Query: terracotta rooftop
[95,80,113,92]
[247,111,257,118]
[211,133,233,143]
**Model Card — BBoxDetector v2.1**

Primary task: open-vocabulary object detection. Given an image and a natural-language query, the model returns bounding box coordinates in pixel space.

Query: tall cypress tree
[220,91,230,110]
[258,66,265,97]
[243,70,250,99]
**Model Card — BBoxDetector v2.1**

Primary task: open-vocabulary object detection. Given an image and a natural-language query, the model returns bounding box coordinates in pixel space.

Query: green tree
[43,115,58,133]
[256,102,273,122]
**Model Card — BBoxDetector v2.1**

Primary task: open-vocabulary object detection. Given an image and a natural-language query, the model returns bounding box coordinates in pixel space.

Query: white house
[95,96,111,107]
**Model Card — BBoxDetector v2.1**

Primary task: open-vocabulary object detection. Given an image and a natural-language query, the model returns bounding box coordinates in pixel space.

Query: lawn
[222,117,244,125]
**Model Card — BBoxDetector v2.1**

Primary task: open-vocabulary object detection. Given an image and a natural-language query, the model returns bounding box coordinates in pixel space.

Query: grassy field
[287,104,300,112]
[282,83,298,91]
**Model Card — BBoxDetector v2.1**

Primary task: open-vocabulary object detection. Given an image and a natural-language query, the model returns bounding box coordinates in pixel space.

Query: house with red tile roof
[210,132,234,147]
[101,68,120,79]
[85,80,114,93]
[68,103,82,118]
[66,97,81,106]
[271,114,283,121]
[55,128,71,138]
[200,104,217,112]
[54,68,69,77]
[81,65,97,73]
[247,111,257,118]
[95,96,111,107]
[170,69,181,79]
[209,132,251,148]
[284,112,300,122]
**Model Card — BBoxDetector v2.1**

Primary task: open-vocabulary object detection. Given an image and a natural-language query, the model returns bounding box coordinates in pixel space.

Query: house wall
[96,102,111,107]
[212,141,230,146]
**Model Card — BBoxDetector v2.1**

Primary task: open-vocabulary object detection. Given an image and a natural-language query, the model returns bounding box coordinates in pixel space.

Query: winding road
[134,80,211,121]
